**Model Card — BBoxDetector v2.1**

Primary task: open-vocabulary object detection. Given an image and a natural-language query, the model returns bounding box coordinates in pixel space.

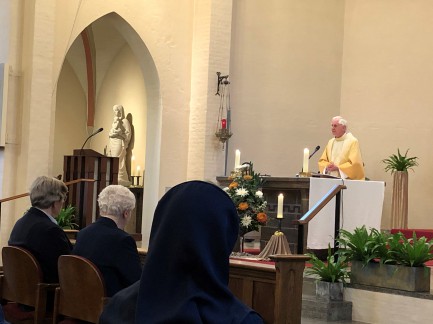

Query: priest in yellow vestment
[318,116,365,180]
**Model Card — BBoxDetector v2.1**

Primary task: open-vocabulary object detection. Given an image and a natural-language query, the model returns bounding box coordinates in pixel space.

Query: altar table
[307,177,385,249]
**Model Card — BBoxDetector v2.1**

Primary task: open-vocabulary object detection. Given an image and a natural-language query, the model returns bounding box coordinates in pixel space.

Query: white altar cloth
[307,177,385,249]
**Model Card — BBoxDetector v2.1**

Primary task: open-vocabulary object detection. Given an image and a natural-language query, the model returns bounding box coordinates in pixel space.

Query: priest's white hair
[98,185,136,218]
[333,116,347,126]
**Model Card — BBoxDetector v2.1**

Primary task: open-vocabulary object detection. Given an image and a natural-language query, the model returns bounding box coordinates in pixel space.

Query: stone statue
[109,104,131,186]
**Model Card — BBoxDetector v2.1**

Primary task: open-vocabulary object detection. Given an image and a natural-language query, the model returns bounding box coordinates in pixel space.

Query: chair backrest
[54,255,107,323]
[1,246,43,307]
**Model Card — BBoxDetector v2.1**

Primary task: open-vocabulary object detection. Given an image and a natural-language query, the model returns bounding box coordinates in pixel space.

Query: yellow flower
[229,182,238,189]
[243,175,253,180]
[238,202,249,210]
[257,212,267,223]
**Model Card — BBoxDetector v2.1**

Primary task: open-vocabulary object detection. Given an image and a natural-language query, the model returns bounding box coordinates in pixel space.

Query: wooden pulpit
[63,149,119,228]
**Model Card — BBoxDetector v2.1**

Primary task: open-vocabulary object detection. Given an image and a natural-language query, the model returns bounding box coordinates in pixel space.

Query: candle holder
[277,218,283,232]
[299,171,312,178]
[130,176,142,187]
[230,168,242,178]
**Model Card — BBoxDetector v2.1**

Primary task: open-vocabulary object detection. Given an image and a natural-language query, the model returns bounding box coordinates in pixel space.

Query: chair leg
[35,286,46,324]
[52,288,60,324]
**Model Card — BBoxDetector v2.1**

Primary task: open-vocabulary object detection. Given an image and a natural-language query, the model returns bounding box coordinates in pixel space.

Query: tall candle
[277,194,284,219]
[131,155,136,176]
[234,149,241,170]
[136,166,141,185]
[303,148,309,173]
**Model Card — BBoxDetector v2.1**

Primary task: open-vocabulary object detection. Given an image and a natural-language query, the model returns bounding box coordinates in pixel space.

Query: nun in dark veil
[99,180,263,323]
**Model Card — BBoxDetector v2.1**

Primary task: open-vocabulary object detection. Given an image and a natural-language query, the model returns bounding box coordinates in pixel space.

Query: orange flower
[229,182,238,189]
[243,175,253,180]
[238,202,249,210]
[257,212,267,223]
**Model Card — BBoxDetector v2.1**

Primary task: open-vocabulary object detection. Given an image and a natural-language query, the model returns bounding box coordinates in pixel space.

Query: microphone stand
[80,128,103,155]
[309,146,321,159]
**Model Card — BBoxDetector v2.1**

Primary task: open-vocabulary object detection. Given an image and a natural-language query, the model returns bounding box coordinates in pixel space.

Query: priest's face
[331,118,346,138]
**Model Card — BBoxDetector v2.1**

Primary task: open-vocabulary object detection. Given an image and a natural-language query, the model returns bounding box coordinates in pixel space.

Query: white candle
[131,155,136,176]
[277,194,284,219]
[303,148,309,173]
[234,149,241,170]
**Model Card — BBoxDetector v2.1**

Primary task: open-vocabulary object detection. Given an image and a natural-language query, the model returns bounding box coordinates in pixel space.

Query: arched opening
[54,12,161,247]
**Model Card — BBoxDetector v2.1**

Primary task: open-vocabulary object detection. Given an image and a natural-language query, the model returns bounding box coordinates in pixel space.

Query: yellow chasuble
[318,132,365,180]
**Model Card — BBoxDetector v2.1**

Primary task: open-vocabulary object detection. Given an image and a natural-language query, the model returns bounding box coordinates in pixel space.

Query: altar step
[301,277,356,323]
[301,266,433,323]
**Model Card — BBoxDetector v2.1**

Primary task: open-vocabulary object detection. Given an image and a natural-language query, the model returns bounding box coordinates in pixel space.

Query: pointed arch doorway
[54,12,161,247]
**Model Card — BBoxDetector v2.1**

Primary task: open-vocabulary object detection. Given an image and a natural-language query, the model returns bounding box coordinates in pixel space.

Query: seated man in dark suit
[9,176,72,283]
[73,185,142,297]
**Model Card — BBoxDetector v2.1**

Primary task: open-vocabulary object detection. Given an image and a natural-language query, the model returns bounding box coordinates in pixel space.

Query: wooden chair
[0,246,58,323]
[52,255,108,324]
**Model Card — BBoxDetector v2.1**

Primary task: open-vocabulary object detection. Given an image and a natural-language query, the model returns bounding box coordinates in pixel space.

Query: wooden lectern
[63,149,119,228]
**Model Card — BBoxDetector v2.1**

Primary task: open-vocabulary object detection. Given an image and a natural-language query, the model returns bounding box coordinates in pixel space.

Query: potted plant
[337,226,387,266]
[56,204,79,240]
[386,231,433,266]
[382,149,419,229]
[338,226,433,292]
[305,245,350,301]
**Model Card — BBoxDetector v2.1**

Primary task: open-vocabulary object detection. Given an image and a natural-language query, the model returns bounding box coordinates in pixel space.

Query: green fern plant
[305,245,350,283]
[338,227,433,267]
[337,226,384,265]
[56,204,79,230]
[387,232,433,267]
[382,149,419,173]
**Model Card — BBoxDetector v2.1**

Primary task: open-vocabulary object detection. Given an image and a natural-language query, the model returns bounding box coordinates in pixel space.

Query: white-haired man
[73,185,142,297]
[318,116,365,180]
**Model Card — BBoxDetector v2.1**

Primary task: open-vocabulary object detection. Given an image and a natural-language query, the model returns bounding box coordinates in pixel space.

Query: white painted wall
[0,1,10,199]
[229,0,344,177]
[340,0,433,229]
[53,60,88,176]
[0,0,10,63]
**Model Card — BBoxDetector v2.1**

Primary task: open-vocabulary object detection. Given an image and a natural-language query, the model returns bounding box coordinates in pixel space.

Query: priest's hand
[326,162,339,172]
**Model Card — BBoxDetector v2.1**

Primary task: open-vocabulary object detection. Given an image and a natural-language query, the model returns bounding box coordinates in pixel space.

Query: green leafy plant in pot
[56,204,79,230]
[306,245,350,283]
[337,226,389,265]
[337,226,433,267]
[386,231,433,267]
[337,226,433,292]
[382,149,418,173]
[382,149,418,229]
[305,244,349,301]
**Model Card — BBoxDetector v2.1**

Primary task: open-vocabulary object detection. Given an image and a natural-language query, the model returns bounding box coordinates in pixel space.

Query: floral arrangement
[224,163,268,234]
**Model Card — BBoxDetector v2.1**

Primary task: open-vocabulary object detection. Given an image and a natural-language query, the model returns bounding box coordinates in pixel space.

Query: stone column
[187,0,233,180]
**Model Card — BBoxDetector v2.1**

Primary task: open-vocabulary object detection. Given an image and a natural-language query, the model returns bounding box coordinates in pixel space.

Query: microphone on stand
[309,145,321,159]
[80,127,104,155]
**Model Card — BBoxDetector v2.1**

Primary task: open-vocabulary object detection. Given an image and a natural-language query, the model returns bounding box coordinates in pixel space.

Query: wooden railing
[293,184,346,254]
[0,178,96,228]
